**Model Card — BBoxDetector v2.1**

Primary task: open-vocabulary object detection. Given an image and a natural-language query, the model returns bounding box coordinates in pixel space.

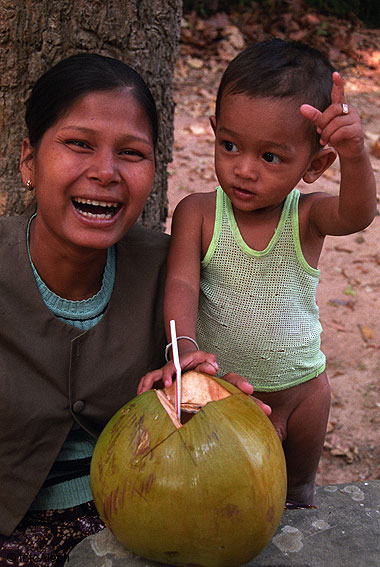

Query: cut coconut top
[156,371,231,429]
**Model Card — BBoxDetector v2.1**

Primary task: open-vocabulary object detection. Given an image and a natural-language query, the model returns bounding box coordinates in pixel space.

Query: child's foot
[286,482,315,508]
[285,500,316,510]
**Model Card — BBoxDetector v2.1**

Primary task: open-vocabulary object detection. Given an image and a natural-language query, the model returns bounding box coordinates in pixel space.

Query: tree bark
[0,0,182,230]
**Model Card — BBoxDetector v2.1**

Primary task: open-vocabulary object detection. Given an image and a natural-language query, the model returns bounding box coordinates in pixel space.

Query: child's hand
[138,362,272,417]
[219,372,272,416]
[137,350,219,394]
[300,72,364,160]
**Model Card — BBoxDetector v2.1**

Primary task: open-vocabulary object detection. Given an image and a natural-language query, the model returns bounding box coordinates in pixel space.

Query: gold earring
[26,179,34,191]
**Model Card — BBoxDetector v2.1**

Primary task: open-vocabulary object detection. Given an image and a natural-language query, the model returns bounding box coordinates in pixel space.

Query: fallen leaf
[303,13,321,26]
[206,12,230,30]
[335,246,353,253]
[222,25,245,50]
[328,298,355,309]
[372,138,380,158]
[325,321,347,332]
[359,325,374,341]
[344,285,355,296]
[331,371,344,378]
[188,124,206,136]
[187,57,204,69]
[330,445,359,464]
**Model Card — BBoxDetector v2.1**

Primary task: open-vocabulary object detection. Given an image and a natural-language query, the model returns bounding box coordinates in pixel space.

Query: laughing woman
[0,54,172,567]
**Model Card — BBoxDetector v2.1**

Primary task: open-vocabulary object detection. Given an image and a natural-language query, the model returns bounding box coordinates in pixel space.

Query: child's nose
[234,156,259,181]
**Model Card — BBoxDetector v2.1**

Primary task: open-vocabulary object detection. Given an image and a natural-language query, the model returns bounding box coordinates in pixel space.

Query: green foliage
[304,0,380,27]
[182,0,380,27]
[305,0,359,18]
[182,0,251,16]
[316,21,328,35]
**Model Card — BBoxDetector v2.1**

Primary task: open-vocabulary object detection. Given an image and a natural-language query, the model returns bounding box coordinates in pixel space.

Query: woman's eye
[263,152,281,164]
[67,140,91,149]
[223,141,238,152]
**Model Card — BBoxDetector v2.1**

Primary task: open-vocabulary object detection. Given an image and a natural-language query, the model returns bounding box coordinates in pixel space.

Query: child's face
[211,92,316,213]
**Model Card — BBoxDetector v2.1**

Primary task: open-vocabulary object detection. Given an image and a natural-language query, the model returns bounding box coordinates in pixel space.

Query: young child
[138,39,377,507]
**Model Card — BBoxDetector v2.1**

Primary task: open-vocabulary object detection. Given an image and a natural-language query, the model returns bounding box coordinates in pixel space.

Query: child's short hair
[215,39,336,149]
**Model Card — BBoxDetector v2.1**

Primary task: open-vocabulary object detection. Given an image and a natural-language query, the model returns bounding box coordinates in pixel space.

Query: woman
[0,53,171,567]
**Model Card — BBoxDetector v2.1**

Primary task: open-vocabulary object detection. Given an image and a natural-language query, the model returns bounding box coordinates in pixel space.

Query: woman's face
[20,88,155,251]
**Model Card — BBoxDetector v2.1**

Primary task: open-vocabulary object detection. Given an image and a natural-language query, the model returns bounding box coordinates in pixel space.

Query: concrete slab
[65,481,380,567]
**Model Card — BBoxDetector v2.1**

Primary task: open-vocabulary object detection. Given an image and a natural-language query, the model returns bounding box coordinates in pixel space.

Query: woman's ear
[303,147,337,184]
[20,138,35,186]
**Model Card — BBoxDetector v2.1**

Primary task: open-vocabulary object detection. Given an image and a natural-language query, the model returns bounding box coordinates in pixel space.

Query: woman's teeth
[72,197,120,218]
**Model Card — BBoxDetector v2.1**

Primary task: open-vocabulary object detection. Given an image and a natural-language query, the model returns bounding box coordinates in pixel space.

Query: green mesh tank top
[196,187,326,392]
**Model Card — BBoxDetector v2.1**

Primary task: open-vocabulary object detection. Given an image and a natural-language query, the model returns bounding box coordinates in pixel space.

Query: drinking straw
[170,319,181,422]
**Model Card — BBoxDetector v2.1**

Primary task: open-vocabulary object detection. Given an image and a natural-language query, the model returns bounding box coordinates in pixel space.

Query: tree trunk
[0,0,182,230]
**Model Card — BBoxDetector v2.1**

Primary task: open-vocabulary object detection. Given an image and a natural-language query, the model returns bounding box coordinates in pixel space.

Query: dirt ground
[166,29,380,487]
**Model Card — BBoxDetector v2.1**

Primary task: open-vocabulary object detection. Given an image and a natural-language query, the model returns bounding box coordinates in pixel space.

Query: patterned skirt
[0,502,105,567]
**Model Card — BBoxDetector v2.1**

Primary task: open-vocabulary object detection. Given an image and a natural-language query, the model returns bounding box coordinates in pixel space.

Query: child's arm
[137,195,271,415]
[300,72,377,237]
[164,194,204,354]
[137,194,219,393]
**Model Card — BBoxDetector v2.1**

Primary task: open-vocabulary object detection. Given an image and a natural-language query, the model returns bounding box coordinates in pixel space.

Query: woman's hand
[137,350,219,394]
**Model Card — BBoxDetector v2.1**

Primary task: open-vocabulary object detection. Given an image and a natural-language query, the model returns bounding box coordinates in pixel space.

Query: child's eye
[120,149,142,156]
[119,149,145,160]
[262,152,281,164]
[223,141,238,153]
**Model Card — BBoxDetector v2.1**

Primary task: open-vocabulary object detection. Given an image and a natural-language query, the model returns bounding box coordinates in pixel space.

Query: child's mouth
[72,197,121,219]
[233,187,254,198]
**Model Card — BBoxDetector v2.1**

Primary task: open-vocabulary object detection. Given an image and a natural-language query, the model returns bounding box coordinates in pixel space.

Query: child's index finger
[300,103,321,125]
[331,71,345,105]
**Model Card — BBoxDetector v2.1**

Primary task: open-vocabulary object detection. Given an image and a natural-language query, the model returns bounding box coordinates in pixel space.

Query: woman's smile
[72,197,122,220]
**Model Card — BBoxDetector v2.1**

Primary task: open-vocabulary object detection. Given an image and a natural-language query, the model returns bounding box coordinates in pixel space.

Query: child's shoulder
[174,191,217,216]
[298,189,333,217]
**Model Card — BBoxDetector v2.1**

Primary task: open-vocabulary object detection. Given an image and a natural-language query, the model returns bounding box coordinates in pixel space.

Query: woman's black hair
[215,39,336,148]
[25,53,158,148]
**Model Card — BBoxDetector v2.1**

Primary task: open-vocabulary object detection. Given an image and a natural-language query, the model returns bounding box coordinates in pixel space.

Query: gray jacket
[0,213,169,535]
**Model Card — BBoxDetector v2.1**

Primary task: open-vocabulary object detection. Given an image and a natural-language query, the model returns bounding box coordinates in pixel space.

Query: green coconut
[90,371,286,567]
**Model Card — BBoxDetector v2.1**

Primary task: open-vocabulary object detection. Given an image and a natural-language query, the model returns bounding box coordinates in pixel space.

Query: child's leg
[283,371,331,506]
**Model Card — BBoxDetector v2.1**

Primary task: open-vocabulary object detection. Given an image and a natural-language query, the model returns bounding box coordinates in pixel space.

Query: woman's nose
[88,150,121,186]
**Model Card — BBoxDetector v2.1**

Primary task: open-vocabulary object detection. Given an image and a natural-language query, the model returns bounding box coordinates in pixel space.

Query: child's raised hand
[300,72,364,160]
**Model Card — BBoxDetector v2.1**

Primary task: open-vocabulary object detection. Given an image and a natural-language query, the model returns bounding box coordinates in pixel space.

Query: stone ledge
[66,481,380,567]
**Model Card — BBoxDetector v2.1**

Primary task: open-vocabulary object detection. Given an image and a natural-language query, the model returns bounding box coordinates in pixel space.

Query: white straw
[170,319,181,422]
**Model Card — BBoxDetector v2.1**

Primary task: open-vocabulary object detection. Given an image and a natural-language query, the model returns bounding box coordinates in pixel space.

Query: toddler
[139,39,377,507]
